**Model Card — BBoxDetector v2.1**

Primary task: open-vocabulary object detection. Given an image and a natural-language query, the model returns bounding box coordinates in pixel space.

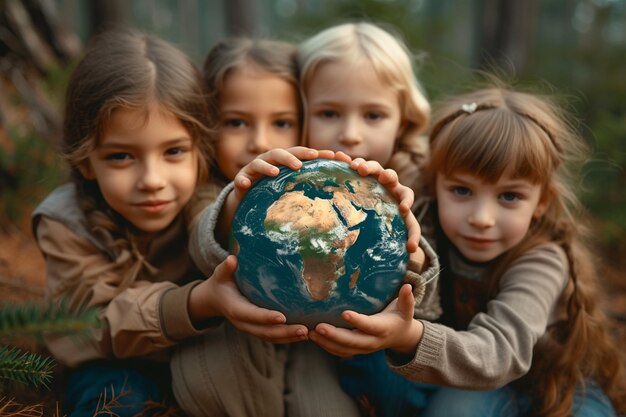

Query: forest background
[0,0,624,408]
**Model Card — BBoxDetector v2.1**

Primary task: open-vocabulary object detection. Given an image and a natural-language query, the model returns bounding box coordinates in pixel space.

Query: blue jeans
[340,351,617,417]
[421,383,616,417]
[64,360,172,417]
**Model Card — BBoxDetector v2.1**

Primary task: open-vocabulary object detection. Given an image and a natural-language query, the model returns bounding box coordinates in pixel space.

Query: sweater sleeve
[406,236,442,321]
[389,244,569,389]
[36,217,205,367]
[188,182,234,277]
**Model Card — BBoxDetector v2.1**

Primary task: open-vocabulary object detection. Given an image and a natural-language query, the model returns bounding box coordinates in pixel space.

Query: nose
[247,125,271,154]
[137,159,166,191]
[468,199,496,229]
[338,116,362,146]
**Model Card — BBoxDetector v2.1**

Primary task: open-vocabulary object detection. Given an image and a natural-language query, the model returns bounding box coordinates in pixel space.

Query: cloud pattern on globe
[231,159,408,328]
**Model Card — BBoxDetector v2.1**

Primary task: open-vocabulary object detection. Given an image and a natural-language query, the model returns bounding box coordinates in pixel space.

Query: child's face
[435,169,546,263]
[216,68,300,180]
[305,61,402,166]
[79,105,198,233]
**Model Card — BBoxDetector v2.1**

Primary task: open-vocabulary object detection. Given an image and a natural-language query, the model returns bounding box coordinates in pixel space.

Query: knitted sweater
[388,241,569,389]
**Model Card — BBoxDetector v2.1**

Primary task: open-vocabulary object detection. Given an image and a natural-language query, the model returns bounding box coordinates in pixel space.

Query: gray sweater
[389,242,569,390]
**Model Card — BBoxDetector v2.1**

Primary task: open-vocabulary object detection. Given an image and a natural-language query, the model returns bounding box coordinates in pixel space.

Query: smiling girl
[30,28,277,417]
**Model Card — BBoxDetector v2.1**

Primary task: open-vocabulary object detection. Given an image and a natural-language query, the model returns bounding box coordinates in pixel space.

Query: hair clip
[461,102,478,114]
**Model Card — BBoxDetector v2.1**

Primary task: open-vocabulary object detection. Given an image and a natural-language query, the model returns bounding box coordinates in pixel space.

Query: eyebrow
[311,99,394,109]
[98,137,192,149]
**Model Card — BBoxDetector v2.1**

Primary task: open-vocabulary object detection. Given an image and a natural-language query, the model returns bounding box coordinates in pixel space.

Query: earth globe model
[230,159,408,328]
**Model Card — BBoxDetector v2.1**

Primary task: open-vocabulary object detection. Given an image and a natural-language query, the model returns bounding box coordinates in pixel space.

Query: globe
[230,159,408,328]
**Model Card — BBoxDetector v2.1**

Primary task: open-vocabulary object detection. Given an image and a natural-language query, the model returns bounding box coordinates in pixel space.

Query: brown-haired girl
[31,28,307,417]
[171,36,365,417]
[309,84,626,416]
[201,37,301,187]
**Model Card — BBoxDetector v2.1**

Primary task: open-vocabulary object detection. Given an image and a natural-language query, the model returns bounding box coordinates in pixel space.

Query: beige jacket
[32,182,221,367]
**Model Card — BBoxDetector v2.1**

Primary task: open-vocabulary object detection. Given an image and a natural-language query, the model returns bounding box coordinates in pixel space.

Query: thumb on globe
[396,284,415,319]
[216,255,238,281]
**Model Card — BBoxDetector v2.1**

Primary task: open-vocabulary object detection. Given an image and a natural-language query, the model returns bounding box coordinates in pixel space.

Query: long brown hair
[425,84,626,416]
[202,37,299,183]
[61,27,213,288]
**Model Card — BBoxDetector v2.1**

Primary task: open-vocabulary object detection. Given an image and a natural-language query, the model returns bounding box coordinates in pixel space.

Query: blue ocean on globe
[230,159,408,328]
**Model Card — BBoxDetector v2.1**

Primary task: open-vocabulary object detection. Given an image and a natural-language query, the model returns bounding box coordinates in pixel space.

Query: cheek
[307,123,330,149]
[437,200,460,236]
[505,216,533,242]
[270,131,300,149]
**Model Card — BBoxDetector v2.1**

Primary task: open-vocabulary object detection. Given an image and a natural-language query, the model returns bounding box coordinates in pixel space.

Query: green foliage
[0,301,100,391]
[0,346,54,389]
[0,127,66,229]
[0,301,101,341]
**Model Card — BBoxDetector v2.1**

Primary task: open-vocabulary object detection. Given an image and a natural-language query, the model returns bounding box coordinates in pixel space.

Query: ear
[533,193,550,218]
[77,160,96,180]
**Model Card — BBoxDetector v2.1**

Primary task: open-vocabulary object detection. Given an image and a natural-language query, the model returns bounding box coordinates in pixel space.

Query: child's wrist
[388,319,423,364]
[408,247,426,273]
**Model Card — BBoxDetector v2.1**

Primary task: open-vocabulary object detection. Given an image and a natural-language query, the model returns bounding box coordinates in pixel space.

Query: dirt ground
[1,218,625,410]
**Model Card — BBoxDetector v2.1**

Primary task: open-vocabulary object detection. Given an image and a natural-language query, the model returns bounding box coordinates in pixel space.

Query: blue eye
[500,192,520,203]
[451,186,471,197]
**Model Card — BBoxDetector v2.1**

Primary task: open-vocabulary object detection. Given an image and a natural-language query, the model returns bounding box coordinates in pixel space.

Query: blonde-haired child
[310,83,626,416]
[299,21,432,194]
[297,21,441,416]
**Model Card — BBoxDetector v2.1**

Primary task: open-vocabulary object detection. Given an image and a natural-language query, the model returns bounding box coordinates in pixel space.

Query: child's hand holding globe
[230,159,409,328]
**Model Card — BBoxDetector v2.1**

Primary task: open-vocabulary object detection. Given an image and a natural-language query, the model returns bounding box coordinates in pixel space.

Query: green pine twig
[0,300,100,341]
[0,346,53,389]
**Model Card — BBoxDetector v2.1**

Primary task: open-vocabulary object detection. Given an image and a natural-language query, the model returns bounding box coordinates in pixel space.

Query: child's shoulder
[33,183,79,218]
[31,182,98,248]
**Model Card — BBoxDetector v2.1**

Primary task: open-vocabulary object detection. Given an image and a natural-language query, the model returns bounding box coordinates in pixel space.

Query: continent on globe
[230,159,408,328]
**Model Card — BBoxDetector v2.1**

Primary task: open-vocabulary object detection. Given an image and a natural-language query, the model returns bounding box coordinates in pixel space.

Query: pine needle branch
[0,300,101,341]
[0,346,54,389]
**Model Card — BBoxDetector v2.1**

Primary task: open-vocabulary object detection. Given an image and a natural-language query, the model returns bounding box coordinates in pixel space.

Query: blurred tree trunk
[476,0,537,74]
[0,0,81,218]
[88,0,127,37]
[0,0,80,138]
[224,0,257,36]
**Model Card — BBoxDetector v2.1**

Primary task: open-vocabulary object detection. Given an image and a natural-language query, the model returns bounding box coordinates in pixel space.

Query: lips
[462,235,497,248]
[134,200,171,214]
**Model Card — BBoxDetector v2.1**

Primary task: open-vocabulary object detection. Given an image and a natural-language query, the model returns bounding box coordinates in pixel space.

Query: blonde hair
[425,84,626,416]
[298,22,430,192]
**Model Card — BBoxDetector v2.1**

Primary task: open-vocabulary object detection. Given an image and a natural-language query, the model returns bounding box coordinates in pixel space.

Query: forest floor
[1,218,625,413]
